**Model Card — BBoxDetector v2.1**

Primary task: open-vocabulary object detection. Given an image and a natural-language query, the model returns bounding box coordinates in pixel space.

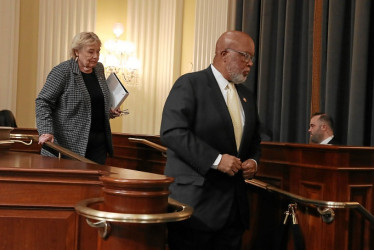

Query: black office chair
[0,109,17,127]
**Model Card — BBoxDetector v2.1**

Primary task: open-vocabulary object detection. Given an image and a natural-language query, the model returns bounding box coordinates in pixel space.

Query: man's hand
[217,154,242,177]
[242,159,257,179]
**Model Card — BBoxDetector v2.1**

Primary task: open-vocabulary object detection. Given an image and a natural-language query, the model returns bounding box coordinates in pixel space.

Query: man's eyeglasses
[225,48,255,63]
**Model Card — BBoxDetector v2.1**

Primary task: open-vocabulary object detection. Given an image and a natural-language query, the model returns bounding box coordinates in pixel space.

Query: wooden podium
[246,142,374,250]
[0,150,191,250]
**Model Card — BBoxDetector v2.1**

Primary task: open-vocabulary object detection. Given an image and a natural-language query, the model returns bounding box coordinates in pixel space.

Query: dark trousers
[167,201,245,250]
[85,131,107,164]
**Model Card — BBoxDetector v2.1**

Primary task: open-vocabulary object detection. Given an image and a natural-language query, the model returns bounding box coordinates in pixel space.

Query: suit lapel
[205,67,238,151]
[71,59,92,113]
[236,85,255,152]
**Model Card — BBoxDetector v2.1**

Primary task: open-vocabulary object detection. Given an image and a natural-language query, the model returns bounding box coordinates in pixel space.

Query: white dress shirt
[210,64,246,169]
[320,136,334,145]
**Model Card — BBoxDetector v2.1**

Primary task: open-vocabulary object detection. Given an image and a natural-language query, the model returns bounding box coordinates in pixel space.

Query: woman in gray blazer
[36,32,121,164]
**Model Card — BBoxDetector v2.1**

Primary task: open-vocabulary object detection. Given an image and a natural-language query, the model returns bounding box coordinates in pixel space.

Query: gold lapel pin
[243,97,247,102]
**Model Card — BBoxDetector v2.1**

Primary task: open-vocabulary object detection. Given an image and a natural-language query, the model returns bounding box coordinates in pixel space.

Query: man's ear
[221,50,229,62]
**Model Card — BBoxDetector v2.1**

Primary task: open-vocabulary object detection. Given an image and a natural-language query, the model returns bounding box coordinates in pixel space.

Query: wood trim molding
[311,0,323,114]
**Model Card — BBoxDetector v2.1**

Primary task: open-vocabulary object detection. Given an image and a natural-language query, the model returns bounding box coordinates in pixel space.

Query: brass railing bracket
[86,219,111,239]
[317,207,335,224]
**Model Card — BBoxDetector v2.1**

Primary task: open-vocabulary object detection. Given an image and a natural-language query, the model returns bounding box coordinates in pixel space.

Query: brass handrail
[246,178,374,223]
[75,197,193,238]
[75,197,193,224]
[128,137,167,153]
[10,133,97,164]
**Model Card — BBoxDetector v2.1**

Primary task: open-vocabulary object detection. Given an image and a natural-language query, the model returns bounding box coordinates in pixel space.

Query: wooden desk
[0,151,173,250]
[249,142,374,250]
[7,129,374,249]
[9,128,166,175]
[107,133,166,175]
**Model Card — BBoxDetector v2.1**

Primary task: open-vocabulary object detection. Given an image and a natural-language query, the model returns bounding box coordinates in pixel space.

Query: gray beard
[226,63,247,84]
[230,73,247,84]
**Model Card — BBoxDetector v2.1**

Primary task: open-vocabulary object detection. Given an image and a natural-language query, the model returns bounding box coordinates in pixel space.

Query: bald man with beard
[160,31,261,249]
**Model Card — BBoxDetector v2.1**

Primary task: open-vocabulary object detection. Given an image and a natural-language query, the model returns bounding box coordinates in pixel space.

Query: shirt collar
[211,64,230,91]
[320,135,334,145]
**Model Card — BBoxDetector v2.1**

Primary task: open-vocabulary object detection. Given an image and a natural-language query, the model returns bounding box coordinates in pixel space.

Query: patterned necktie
[226,82,242,150]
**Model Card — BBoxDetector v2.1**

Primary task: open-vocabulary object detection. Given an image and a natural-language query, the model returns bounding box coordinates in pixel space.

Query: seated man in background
[308,112,339,145]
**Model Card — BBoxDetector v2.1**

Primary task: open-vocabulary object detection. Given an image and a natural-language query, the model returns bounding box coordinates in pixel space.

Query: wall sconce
[100,23,140,86]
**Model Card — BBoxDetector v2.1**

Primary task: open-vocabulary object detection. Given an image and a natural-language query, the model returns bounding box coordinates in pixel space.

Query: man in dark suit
[160,31,261,250]
[308,112,339,145]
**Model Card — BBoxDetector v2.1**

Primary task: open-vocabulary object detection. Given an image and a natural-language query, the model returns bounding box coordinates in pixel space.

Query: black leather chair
[0,109,17,127]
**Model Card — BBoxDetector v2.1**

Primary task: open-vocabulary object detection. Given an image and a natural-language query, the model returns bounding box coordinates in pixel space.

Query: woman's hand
[109,108,122,119]
[38,133,54,145]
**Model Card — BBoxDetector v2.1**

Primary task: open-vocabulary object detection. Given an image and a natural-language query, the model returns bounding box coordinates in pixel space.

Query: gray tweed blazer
[35,58,113,158]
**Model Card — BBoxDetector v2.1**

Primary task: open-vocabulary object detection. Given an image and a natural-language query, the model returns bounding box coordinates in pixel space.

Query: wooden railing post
[97,174,173,249]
